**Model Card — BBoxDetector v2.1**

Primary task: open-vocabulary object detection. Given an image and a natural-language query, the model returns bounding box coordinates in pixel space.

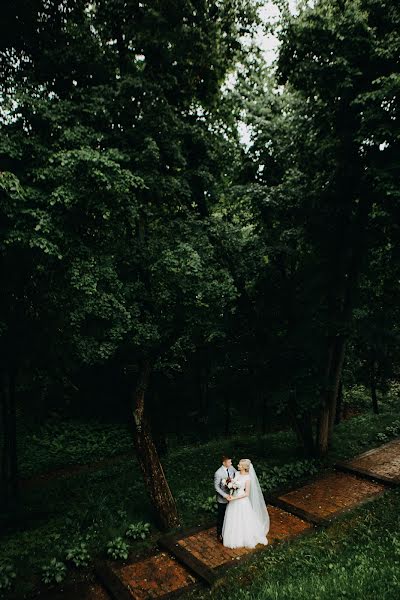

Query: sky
[237,0,299,147]
[256,0,299,65]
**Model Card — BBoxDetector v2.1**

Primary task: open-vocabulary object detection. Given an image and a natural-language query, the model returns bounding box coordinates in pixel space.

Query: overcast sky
[256,0,299,65]
[237,0,298,146]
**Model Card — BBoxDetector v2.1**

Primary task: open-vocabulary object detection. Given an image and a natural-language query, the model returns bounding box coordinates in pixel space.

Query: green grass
[1,399,399,598]
[16,387,399,480]
[18,420,133,478]
[183,488,400,600]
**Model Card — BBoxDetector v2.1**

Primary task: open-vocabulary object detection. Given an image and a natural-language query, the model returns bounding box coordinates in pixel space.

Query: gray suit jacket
[214,465,239,504]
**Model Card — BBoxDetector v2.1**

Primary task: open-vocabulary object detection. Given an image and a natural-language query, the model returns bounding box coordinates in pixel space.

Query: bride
[222,458,270,549]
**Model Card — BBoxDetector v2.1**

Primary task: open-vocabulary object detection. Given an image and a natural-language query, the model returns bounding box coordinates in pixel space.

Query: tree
[0,0,260,525]
[229,0,400,455]
[276,0,400,453]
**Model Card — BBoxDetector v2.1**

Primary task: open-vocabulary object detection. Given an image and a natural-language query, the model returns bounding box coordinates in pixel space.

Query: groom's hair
[221,454,231,462]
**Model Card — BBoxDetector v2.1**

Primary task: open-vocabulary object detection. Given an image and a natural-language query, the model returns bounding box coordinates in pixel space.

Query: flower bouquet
[221,476,240,496]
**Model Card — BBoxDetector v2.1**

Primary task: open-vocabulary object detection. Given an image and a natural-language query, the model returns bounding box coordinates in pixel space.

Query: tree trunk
[288,388,316,457]
[298,411,317,457]
[317,334,347,455]
[0,368,19,509]
[132,359,180,531]
[224,394,231,437]
[316,337,335,455]
[315,118,374,454]
[261,392,267,435]
[149,388,168,457]
[328,337,347,437]
[370,358,379,414]
[198,364,209,439]
[335,379,343,424]
[316,401,330,455]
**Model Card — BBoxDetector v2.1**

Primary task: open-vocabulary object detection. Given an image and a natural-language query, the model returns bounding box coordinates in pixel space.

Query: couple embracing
[214,455,270,548]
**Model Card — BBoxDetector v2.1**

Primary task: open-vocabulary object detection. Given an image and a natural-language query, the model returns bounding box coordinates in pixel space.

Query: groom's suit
[214,464,238,538]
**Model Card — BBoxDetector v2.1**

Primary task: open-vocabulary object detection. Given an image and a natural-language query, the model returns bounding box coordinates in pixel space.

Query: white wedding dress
[222,469,270,549]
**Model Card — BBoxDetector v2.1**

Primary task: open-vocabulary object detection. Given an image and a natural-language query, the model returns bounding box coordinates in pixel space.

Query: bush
[20,420,133,477]
[257,459,319,492]
[66,541,90,567]
[199,496,217,513]
[106,537,129,560]
[375,420,400,443]
[41,558,67,584]
[0,562,16,593]
[125,522,151,540]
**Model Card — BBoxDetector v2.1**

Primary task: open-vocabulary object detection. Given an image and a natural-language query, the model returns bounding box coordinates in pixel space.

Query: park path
[32,437,400,600]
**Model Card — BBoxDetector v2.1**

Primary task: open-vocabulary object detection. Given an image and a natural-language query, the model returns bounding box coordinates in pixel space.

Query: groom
[214,454,238,542]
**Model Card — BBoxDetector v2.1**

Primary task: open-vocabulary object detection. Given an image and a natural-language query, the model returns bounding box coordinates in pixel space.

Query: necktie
[226,468,229,477]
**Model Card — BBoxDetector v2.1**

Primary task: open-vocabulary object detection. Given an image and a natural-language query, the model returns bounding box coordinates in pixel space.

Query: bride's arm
[230,479,250,500]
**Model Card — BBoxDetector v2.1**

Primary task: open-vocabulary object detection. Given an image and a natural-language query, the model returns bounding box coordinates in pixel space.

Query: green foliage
[176,490,218,516]
[106,537,129,561]
[257,459,320,492]
[0,562,16,592]
[227,0,400,455]
[344,384,374,408]
[184,488,400,600]
[125,522,151,541]
[2,0,399,594]
[375,420,400,443]
[41,558,67,585]
[19,420,133,477]
[1,410,398,598]
[65,541,90,568]
[0,0,260,384]
[200,496,218,514]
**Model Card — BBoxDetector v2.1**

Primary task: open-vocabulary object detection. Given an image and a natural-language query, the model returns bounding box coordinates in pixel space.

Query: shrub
[106,537,129,560]
[257,459,319,492]
[376,421,400,443]
[41,558,67,584]
[199,496,217,513]
[125,522,151,540]
[0,562,16,592]
[66,541,90,567]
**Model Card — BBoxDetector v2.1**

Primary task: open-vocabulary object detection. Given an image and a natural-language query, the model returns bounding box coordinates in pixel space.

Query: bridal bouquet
[221,476,240,496]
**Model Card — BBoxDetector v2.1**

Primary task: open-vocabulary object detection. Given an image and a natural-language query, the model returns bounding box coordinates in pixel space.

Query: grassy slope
[1,405,399,598]
[183,487,400,600]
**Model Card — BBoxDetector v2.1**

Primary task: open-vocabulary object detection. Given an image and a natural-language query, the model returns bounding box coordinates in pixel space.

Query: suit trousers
[217,501,227,537]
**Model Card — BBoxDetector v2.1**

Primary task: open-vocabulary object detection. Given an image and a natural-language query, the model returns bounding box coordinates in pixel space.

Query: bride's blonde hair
[238,458,251,472]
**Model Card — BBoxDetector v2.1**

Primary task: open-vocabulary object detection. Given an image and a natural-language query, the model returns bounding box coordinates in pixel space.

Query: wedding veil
[248,462,270,534]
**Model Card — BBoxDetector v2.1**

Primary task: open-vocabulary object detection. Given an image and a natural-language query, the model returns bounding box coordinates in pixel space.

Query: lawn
[1,392,399,598]
[183,486,400,600]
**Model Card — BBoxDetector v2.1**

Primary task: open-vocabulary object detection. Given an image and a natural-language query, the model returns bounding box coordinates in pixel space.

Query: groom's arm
[214,470,229,500]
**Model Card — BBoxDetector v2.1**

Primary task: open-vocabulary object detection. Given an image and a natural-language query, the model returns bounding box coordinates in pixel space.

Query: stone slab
[116,552,197,599]
[177,505,312,570]
[344,438,400,482]
[277,471,386,520]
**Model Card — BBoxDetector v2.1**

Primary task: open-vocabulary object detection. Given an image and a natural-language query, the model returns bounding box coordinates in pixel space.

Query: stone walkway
[335,437,400,484]
[117,553,197,599]
[34,437,400,600]
[95,505,314,600]
[273,471,386,524]
[176,506,312,570]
